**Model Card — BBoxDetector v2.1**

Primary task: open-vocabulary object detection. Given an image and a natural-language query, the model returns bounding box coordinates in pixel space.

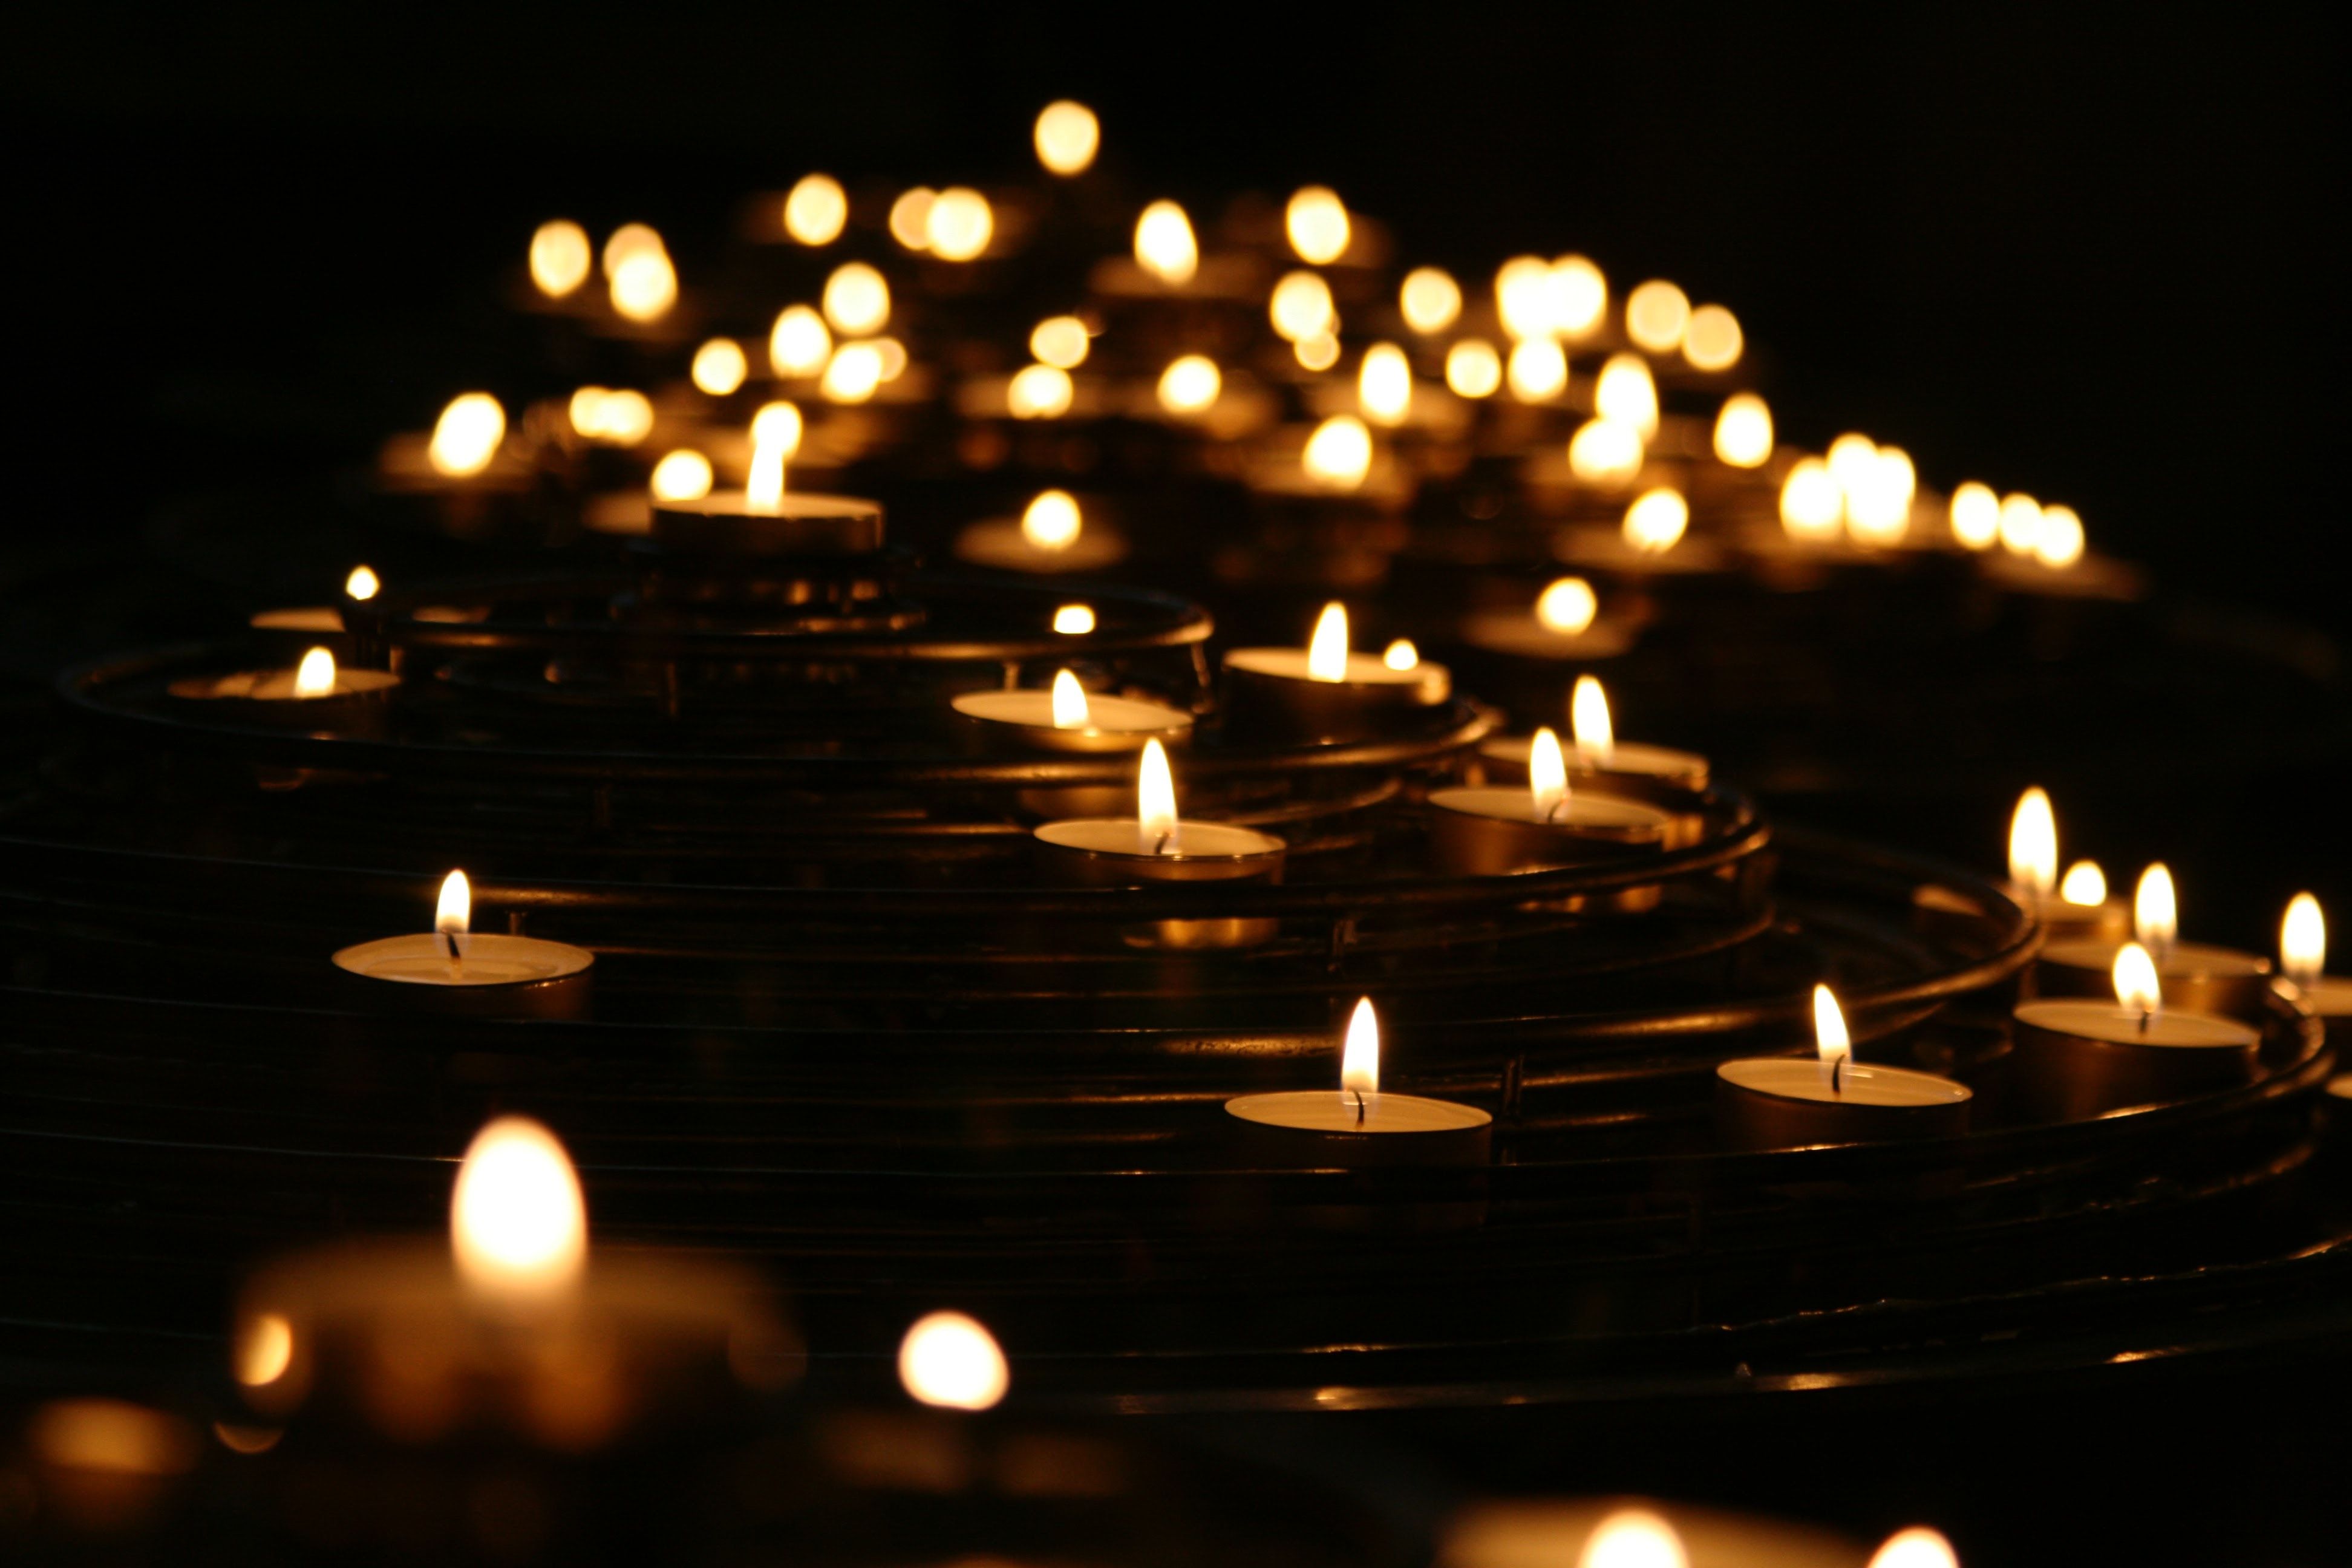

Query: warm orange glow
[750,400,804,456]
[783,174,848,246]
[601,223,662,276]
[1507,337,1568,402]
[1031,316,1091,369]
[1270,270,1337,342]
[1866,1527,1958,1568]
[237,1312,294,1387]
[1138,739,1180,848]
[650,449,714,501]
[1021,489,1082,550]
[2035,504,2085,569]
[30,1400,198,1477]
[569,387,654,446]
[1157,354,1221,415]
[1571,676,1613,756]
[926,188,993,261]
[435,871,471,938]
[873,336,909,382]
[1359,342,1413,425]
[771,304,833,377]
[1621,486,1689,553]
[1382,639,1419,671]
[1053,604,1096,635]
[692,338,750,396]
[607,241,677,323]
[1399,267,1462,334]
[1814,985,1852,1071]
[747,402,802,511]
[1007,362,1076,419]
[1285,186,1351,264]
[1134,200,1198,286]
[1303,414,1373,489]
[2062,860,2108,906]
[1578,1509,1688,1568]
[1826,433,1877,494]
[1341,996,1380,1096]
[1780,458,1842,540]
[1567,417,1645,487]
[1050,668,1090,730]
[1535,577,1598,635]
[1595,353,1659,437]
[1550,254,1607,339]
[1529,727,1568,820]
[823,263,890,335]
[1495,256,1559,341]
[1682,304,1743,371]
[823,342,886,404]
[1713,393,1774,467]
[1950,482,2001,550]
[898,1312,1008,1411]
[2283,893,2327,989]
[451,1116,588,1302]
[293,647,336,699]
[2008,787,2057,898]
[428,393,506,477]
[528,220,592,298]
[344,566,381,602]
[2135,864,2177,954]
[1998,492,2043,555]
[1625,279,1691,353]
[1847,445,1915,545]
[1034,100,1100,175]
[2114,942,2162,1014]
[1295,330,1341,371]
[1306,601,1351,681]
[888,188,936,251]
[1446,339,1503,398]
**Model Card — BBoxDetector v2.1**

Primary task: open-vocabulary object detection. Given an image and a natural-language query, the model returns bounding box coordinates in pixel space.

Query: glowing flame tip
[1341,997,1380,1096]
[1306,603,1350,682]
[1050,669,1090,731]
[450,1116,587,1301]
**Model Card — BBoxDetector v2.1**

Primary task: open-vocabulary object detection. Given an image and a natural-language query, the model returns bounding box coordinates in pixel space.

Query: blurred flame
[926,188,993,261]
[1295,330,1341,371]
[1286,186,1351,264]
[1022,489,1082,550]
[569,387,653,446]
[2135,864,2177,954]
[1567,417,1644,487]
[2008,787,2057,898]
[1622,487,1689,553]
[1495,256,1558,341]
[1867,1527,1958,1568]
[1625,279,1691,353]
[1507,337,1568,402]
[650,449,714,501]
[1307,602,1351,682]
[1053,604,1095,635]
[1050,669,1090,730]
[1535,577,1598,635]
[1134,200,1198,285]
[783,174,848,246]
[1007,362,1075,419]
[1950,482,2001,550]
[1137,739,1180,848]
[1814,985,1852,1072]
[1550,255,1607,339]
[2114,942,2163,1014]
[1578,1509,1688,1568]
[2035,504,2085,569]
[1303,414,1373,489]
[2283,893,2326,988]
[1780,457,1842,540]
[747,401,802,511]
[528,220,591,298]
[428,393,506,477]
[822,263,890,335]
[1713,393,1774,467]
[237,1313,294,1387]
[888,188,936,251]
[2062,860,2108,906]
[898,1311,1008,1411]
[751,400,804,455]
[1270,270,1337,342]
[1382,639,1419,671]
[771,304,834,376]
[1400,267,1462,334]
[1359,342,1413,425]
[609,246,677,323]
[823,341,887,404]
[293,647,336,698]
[1445,339,1503,398]
[692,338,749,396]
[344,566,381,601]
[1529,727,1569,820]
[1595,354,1659,436]
[601,223,663,277]
[873,336,909,382]
[1998,492,2043,555]
[1034,100,1100,175]
[1682,304,1743,371]
[1157,354,1221,415]
[1341,996,1380,1096]
[435,870,471,936]
[1847,446,1916,546]
[451,1116,587,1302]
[1571,676,1613,757]
[1031,315,1091,368]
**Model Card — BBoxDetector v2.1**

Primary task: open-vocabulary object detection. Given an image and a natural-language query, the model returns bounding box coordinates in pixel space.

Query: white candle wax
[1033,818,1284,866]
[1480,734,1708,793]
[952,690,1192,753]
[2011,999,2259,1053]
[1225,1090,1491,1135]
[333,933,595,988]
[1223,647,1443,691]
[1715,1058,1975,1110]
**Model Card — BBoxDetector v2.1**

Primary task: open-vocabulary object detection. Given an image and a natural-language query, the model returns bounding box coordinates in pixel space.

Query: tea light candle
[1226,998,1492,1166]
[1478,677,1707,799]
[1716,986,1972,1149]
[2004,788,2130,942]
[652,403,883,555]
[952,669,1192,754]
[168,646,399,729]
[250,566,384,635]
[2036,864,2270,1020]
[1223,603,1449,743]
[1033,742,1285,886]
[332,870,594,1018]
[2013,942,2260,1120]
[1428,728,1673,877]
[2281,893,2352,1022]
[953,490,1128,574]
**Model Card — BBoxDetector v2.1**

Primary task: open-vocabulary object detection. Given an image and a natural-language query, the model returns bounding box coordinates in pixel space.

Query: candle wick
[443,929,464,978]
[1351,1088,1367,1126]
[1831,1055,1845,1094]
[2139,1007,2152,1035]
[1153,831,1176,856]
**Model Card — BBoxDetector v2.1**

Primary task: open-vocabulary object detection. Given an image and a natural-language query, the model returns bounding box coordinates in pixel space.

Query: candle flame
[1713,393,1774,468]
[1157,354,1221,415]
[1021,489,1082,550]
[1535,577,1598,635]
[568,387,655,446]
[824,342,887,405]
[1134,200,1198,286]
[1846,445,1916,546]
[235,1312,293,1387]
[1578,1509,1688,1568]
[1053,604,1095,635]
[1567,416,1644,487]
[924,188,993,262]
[1814,984,1851,1072]
[1006,363,1075,419]
[2113,941,2162,1014]
[1302,414,1373,489]
[1866,1527,1958,1568]
[1306,603,1351,682]
[691,337,749,396]
[1621,486,1689,553]
[2283,892,2326,989]
[1529,728,1569,820]
[770,305,832,377]
[746,402,802,512]
[783,174,848,246]
[1506,337,1568,402]
[1382,639,1419,671]
[898,1311,1008,1411]
[1030,315,1091,369]
[2134,864,2177,955]
[1285,186,1351,264]
[822,263,890,336]
[1550,255,1607,338]
[1341,996,1380,1096]
[1682,304,1743,371]
[2035,504,2086,569]
[528,220,591,298]
[1034,100,1100,175]
[1494,255,1557,341]
[889,188,935,251]
[1359,342,1414,426]
[1780,457,1842,540]
[435,870,471,938]
[1270,270,1337,343]
[607,244,677,323]
[1137,740,1180,852]
[1295,330,1341,371]
[1594,353,1659,437]
[1445,339,1503,398]
[1625,279,1691,353]
[427,393,506,477]
[1998,492,2043,555]
[344,566,380,602]
[2008,787,2057,899]
[650,449,714,501]
[450,1116,587,1304]
[1570,676,1613,757]
[1050,669,1090,731]
[2060,860,2108,907]
[1399,267,1462,334]
[293,647,336,699]
[1949,482,2001,549]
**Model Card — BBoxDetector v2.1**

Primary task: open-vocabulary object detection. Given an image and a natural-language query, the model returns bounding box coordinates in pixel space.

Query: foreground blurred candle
[1716,985,1972,1149]
[783,174,848,246]
[1225,998,1492,1165]
[2013,941,2260,1119]
[451,1117,587,1308]
[1869,1528,1959,1568]
[1224,602,1450,742]
[1134,200,1198,286]
[1712,393,1773,468]
[1285,186,1351,264]
[428,393,506,478]
[1034,100,1100,176]
[529,220,592,298]
[332,869,594,1014]
[1429,728,1674,876]
[900,1312,1009,1410]
[952,667,1192,753]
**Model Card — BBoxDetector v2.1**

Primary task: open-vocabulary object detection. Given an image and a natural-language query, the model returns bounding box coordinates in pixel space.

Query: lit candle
[2035,863,2272,1021]
[1032,740,1285,886]
[168,644,399,728]
[899,1310,1010,1410]
[2013,942,2260,1120]
[952,668,1193,753]
[2003,787,2129,941]
[1716,986,1972,1149]
[2279,893,2352,1022]
[332,869,594,1016]
[1459,577,1638,662]
[652,402,882,555]
[250,565,383,636]
[1225,998,1492,1165]
[1478,678,1707,801]
[1428,728,1674,877]
[1223,603,1450,742]
[954,488,1128,573]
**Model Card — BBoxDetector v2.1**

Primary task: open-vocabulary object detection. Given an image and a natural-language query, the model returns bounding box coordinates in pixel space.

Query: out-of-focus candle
[783,174,848,246]
[924,188,993,261]
[1270,270,1336,343]
[1134,200,1198,286]
[1593,353,1659,437]
[900,1312,1009,1410]
[1034,100,1100,175]
[650,449,714,501]
[889,188,936,250]
[1950,482,2001,549]
[1285,186,1351,264]
[1567,417,1644,487]
[428,394,506,478]
[1507,338,1568,402]
[1682,304,1743,370]
[1400,267,1462,333]
[1446,340,1503,399]
[1030,315,1091,368]
[1620,487,1689,554]
[1712,393,1773,467]
[822,263,890,335]
[1157,354,1222,416]
[770,305,832,377]
[691,338,749,396]
[1624,281,1691,354]
[1779,458,1843,541]
[528,220,591,298]
[1869,1527,1959,1568]
[1359,343,1413,425]
[1536,577,1599,635]
[1302,414,1373,489]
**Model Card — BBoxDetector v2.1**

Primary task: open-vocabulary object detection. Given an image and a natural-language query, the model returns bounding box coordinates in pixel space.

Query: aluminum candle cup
[1224,1090,1492,1168]
[2036,939,2272,1021]
[1714,1059,1972,1150]
[951,690,1194,754]
[2010,999,2261,1120]
[1425,786,1673,878]
[1221,647,1449,743]
[332,933,595,1019]
[2028,893,2132,944]
[1478,734,1708,800]
[652,491,884,555]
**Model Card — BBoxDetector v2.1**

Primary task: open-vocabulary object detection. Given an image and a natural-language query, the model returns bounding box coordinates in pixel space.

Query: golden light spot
[1494,255,1557,341]
[925,187,994,261]
[1285,185,1351,264]
[1007,363,1076,419]
[450,1116,587,1302]
[237,1313,294,1387]
[344,566,381,601]
[528,220,591,298]
[691,338,749,396]
[607,238,677,324]
[1358,342,1413,426]
[898,1312,1009,1411]
[2062,861,2108,907]
[770,304,832,376]
[1399,267,1462,333]
[1779,458,1842,540]
[1030,315,1091,369]
[1594,353,1659,436]
[1270,270,1336,342]
[1295,330,1341,371]
[1535,577,1598,635]
[1382,639,1419,671]
[427,393,506,477]
[1053,603,1096,635]
[1134,200,1198,285]
[1506,337,1568,402]
[2008,787,2057,898]
[1550,255,1608,338]
[1566,417,1644,487]
[1302,415,1373,489]
[1998,492,2043,555]
[1021,489,1082,550]
[889,188,936,251]
[650,449,714,501]
[1682,304,1743,370]
[1621,486,1690,553]
[2034,503,2085,568]
[1445,339,1503,398]
[783,174,848,246]
[1713,393,1774,467]
[1949,481,2001,549]
[823,263,890,336]
[1034,100,1101,175]
[823,341,887,404]
[1157,354,1221,415]
[1307,602,1351,682]
[1625,279,1692,353]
